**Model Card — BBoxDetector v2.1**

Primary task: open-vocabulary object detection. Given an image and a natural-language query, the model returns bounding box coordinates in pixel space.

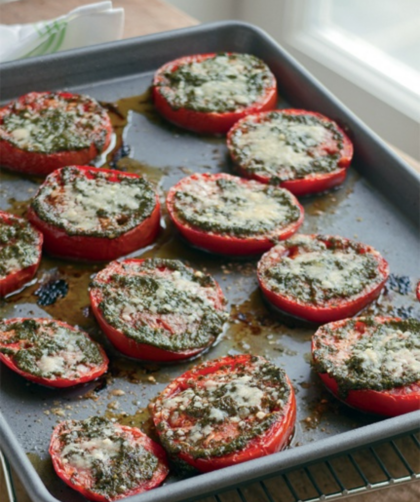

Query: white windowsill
[287,26,420,123]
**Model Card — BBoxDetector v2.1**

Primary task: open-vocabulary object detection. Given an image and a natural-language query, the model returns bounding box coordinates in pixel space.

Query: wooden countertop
[0,1,418,502]
[0,0,198,38]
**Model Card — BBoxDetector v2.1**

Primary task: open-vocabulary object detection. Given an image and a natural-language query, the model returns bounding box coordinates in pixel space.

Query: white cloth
[0,2,124,63]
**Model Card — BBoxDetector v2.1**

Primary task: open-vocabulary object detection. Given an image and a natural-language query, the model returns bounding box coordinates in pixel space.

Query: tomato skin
[153,53,277,135]
[179,379,296,473]
[90,298,209,362]
[227,109,353,196]
[236,165,348,198]
[0,211,43,297]
[0,92,112,177]
[49,420,169,501]
[318,373,420,417]
[150,354,296,473]
[417,281,420,302]
[166,173,304,256]
[312,317,420,416]
[27,166,160,261]
[89,258,226,362]
[0,318,108,388]
[258,235,389,324]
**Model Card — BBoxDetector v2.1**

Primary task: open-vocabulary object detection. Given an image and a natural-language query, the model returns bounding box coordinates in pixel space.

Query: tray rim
[0,19,419,502]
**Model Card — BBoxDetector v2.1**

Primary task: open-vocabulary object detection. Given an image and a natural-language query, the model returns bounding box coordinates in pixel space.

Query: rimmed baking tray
[0,21,419,502]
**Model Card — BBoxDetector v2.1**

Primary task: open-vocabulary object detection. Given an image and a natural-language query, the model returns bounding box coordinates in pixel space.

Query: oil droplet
[26,452,56,485]
[109,357,172,385]
[105,407,159,442]
[6,197,31,217]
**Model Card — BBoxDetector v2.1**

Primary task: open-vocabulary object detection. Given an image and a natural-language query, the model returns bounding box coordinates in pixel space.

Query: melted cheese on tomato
[234,120,327,173]
[156,357,289,453]
[193,78,250,106]
[62,434,122,470]
[162,53,272,112]
[107,266,216,326]
[56,417,160,498]
[174,176,298,236]
[0,216,40,280]
[276,251,368,292]
[0,257,20,278]
[37,354,66,374]
[57,176,143,232]
[264,237,382,304]
[177,55,252,108]
[0,321,103,380]
[351,325,420,378]
[93,260,227,353]
[34,168,154,237]
[315,319,420,391]
[2,93,106,153]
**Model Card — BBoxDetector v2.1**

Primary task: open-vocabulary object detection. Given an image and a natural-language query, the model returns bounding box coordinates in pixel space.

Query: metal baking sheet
[0,21,419,502]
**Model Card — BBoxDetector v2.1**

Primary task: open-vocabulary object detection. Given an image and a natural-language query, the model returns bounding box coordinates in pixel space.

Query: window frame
[278,0,420,122]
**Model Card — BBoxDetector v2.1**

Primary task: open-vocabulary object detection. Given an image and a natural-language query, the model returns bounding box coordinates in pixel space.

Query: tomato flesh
[0,318,108,388]
[0,91,112,176]
[258,234,389,324]
[89,258,227,362]
[166,172,304,256]
[153,53,277,134]
[28,166,160,261]
[149,354,296,473]
[227,109,353,196]
[0,210,43,297]
[312,316,420,416]
[49,417,169,501]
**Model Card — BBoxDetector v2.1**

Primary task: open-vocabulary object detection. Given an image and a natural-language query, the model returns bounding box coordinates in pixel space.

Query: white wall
[166,0,419,158]
[168,0,237,22]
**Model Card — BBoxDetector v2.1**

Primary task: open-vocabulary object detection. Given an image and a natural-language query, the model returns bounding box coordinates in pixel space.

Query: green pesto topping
[0,319,104,379]
[313,318,420,395]
[172,175,301,238]
[58,416,158,499]
[91,259,227,352]
[0,214,40,280]
[1,92,109,154]
[154,356,290,459]
[229,111,344,182]
[157,53,274,113]
[31,166,156,238]
[262,235,383,305]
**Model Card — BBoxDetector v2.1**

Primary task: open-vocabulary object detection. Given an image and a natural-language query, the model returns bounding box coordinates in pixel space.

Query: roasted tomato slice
[227,109,353,196]
[0,211,43,297]
[149,354,296,473]
[89,258,227,362]
[0,91,112,176]
[0,318,108,387]
[417,281,420,302]
[153,53,277,134]
[166,173,304,256]
[312,316,420,416]
[50,416,169,501]
[258,234,389,324]
[27,165,160,261]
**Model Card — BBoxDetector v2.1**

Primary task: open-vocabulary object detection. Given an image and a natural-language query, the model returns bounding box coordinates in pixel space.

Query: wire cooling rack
[196,432,420,502]
[2,432,419,502]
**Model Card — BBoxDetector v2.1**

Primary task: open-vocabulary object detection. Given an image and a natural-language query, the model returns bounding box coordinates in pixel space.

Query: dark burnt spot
[35,279,69,306]
[93,375,109,393]
[116,215,129,226]
[394,306,417,320]
[109,143,132,169]
[387,274,411,295]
